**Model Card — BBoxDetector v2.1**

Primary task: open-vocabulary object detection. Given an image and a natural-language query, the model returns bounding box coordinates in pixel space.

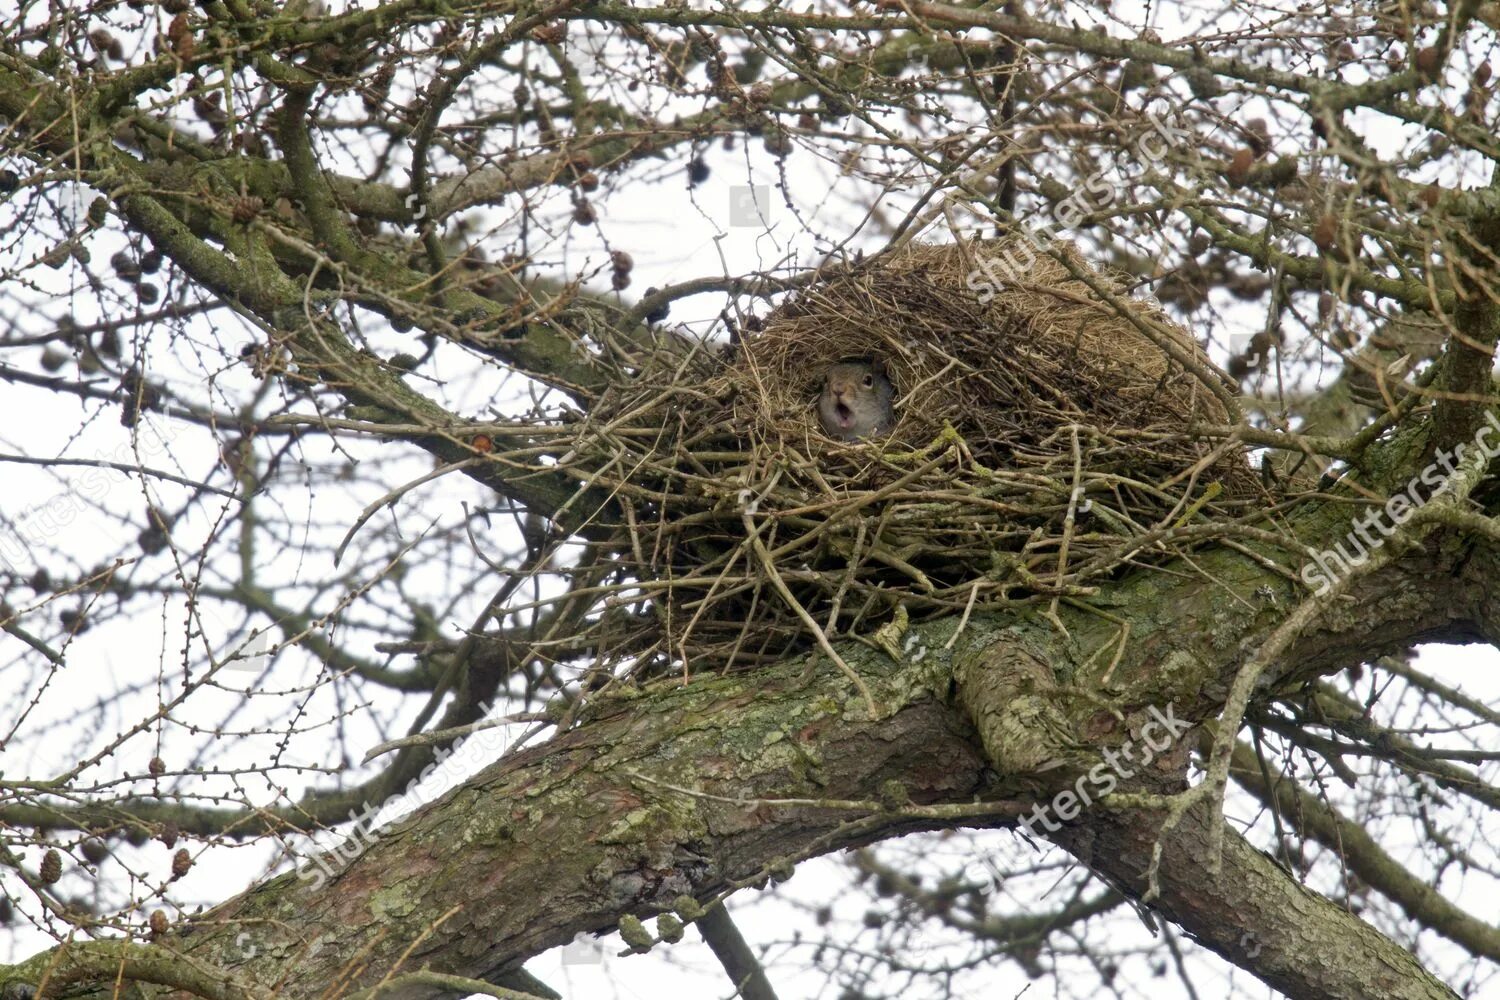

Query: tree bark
[1050,798,1460,1000]
[7,511,1487,1000]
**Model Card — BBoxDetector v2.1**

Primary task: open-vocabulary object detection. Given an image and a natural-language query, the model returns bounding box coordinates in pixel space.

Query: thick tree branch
[7,502,1488,1000]
[1229,740,1500,963]
[1048,795,1461,1000]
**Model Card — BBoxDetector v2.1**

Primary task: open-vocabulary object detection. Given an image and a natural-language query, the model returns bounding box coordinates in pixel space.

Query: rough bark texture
[171,652,995,997]
[1051,801,1460,1000]
[8,491,1488,1000]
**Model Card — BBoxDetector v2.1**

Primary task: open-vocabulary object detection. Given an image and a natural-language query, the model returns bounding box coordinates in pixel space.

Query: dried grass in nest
[568,238,1264,682]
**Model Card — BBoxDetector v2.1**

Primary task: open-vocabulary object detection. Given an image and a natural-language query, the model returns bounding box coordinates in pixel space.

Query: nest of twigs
[568,238,1260,680]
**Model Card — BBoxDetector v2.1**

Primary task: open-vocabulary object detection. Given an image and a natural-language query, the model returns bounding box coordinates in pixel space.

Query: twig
[361,712,548,763]
[0,453,241,499]
[334,458,478,566]
[742,507,879,716]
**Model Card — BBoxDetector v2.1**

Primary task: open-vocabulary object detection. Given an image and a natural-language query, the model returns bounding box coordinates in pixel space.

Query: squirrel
[818,359,894,441]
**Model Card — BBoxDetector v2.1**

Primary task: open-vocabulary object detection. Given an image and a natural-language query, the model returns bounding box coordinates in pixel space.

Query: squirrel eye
[861,373,874,388]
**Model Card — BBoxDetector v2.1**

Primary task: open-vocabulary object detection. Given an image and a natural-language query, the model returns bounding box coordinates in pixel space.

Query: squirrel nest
[564,237,1262,683]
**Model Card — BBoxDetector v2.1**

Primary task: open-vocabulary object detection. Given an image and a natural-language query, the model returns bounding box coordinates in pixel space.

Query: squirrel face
[818,360,895,441]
